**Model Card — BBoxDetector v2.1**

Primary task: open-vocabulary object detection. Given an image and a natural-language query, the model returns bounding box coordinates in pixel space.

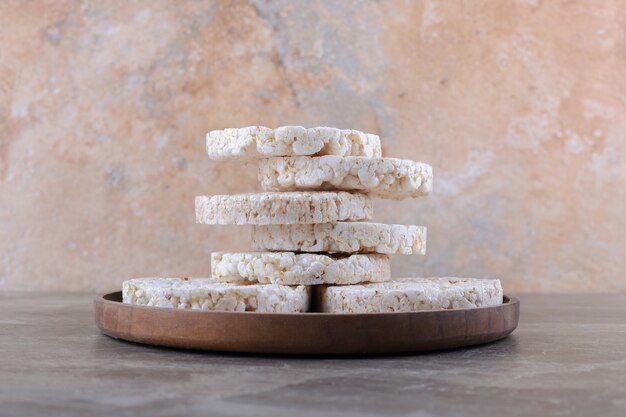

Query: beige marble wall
[1,0,624,293]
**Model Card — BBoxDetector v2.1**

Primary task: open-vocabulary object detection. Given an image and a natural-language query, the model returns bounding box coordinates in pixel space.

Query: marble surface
[1,1,625,293]
[0,292,625,417]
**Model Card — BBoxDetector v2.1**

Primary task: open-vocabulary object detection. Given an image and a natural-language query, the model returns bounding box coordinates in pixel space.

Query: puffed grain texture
[317,278,503,313]
[251,222,427,255]
[211,252,391,285]
[206,126,382,160]
[122,277,311,313]
[259,156,433,199]
[195,192,373,225]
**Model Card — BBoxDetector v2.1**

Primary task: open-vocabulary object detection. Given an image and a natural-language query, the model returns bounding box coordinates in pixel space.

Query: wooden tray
[94,292,519,355]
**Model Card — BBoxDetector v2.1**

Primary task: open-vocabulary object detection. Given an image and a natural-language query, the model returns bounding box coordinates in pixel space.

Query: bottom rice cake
[316,278,503,313]
[211,252,391,285]
[122,277,310,313]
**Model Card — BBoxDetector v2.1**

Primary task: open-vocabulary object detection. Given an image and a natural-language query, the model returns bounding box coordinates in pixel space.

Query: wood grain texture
[94,292,519,354]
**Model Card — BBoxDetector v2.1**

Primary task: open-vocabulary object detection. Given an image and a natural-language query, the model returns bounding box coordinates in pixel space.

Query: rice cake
[122,277,310,313]
[259,156,433,199]
[207,126,382,161]
[211,252,391,285]
[317,278,503,313]
[195,192,373,225]
[251,222,427,255]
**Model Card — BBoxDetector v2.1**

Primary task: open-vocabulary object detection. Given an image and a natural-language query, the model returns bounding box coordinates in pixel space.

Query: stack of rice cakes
[123,126,503,313]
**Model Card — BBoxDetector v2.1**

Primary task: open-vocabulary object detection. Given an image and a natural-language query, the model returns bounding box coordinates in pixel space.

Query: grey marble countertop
[1,292,624,417]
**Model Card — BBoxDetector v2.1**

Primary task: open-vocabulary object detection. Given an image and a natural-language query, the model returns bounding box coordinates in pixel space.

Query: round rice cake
[206,126,382,161]
[211,252,391,285]
[316,278,503,313]
[195,192,373,225]
[258,156,433,199]
[122,277,311,313]
[251,222,427,255]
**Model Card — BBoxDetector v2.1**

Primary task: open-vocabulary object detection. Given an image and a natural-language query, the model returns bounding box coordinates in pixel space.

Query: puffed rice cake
[211,252,390,285]
[316,278,503,313]
[207,126,382,161]
[122,277,311,313]
[258,156,433,199]
[195,192,373,225]
[251,222,426,255]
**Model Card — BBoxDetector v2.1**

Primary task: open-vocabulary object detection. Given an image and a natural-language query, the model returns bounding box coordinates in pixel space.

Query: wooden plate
[94,292,519,355]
